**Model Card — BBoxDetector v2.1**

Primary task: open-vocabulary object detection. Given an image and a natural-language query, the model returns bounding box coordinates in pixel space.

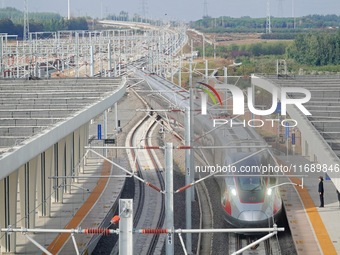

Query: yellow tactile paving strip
[45,161,111,254]
[291,177,337,255]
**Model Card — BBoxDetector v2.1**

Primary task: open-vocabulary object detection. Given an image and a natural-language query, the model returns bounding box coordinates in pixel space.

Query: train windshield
[237,176,265,191]
[233,153,267,191]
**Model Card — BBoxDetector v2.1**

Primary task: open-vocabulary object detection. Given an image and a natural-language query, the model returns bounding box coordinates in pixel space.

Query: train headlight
[231,188,237,196]
[267,188,272,196]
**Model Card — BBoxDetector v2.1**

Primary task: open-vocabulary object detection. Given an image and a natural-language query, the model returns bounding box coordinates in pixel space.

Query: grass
[174,36,340,88]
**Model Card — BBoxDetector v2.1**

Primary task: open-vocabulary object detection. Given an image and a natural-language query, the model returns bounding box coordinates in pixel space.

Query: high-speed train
[133,67,283,229]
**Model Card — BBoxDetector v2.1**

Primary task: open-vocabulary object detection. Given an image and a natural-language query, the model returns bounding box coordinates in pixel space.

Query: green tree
[287,31,340,66]
[0,19,15,34]
[66,18,88,30]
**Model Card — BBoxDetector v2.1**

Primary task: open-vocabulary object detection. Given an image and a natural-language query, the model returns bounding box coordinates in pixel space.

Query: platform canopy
[0,77,126,180]
[267,75,340,158]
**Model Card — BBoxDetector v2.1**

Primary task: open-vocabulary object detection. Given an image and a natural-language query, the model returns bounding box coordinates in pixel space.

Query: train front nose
[238,211,267,222]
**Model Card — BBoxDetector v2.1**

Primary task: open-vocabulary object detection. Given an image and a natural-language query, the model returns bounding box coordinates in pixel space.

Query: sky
[4,0,340,22]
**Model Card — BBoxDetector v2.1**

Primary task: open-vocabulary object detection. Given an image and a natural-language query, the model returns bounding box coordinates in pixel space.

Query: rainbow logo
[196,82,223,115]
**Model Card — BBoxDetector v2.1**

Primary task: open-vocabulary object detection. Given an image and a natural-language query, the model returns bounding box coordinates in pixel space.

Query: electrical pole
[266,0,272,34]
[140,0,148,22]
[119,199,133,255]
[23,0,29,41]
[292,0,296,29]
[203,0,208,18]
[165,143,174,255]
[68,0,71,20]
[185,106,192,254]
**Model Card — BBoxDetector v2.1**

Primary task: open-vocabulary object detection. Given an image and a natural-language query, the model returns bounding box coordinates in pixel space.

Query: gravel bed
[276,206,298,255]
[152,128,200,254]
[205,177,230,254]
[92,89,147,254]
[93,176,135,254]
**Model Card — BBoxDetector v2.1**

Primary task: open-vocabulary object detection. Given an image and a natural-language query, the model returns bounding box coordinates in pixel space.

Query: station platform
[13,89,141,254]
[15,156,126,254]
[279,155,340,255]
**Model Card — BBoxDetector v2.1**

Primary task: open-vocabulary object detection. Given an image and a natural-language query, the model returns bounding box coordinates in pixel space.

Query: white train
[135,69,283,229]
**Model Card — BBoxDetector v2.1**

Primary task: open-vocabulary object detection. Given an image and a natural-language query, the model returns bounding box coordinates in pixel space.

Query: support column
[184,108,192,254]
[0,171,18,253]
[119,199,133,255]
[224,67,228,113]
[84,123,89,160]
[189,60,195,201]
[205,59,208,82]
[18,157,38,229]
[104,110,108,140]
[52,143,59,203]
[301,135,309,158]
[178,57,182,87]
[108,42,112,77]
[104,110,108,157]
[56,139,66,203]
[90,45,94,77]
[28,157,39,225]
[73,129,80,181]
[118,59,121,76]
[165,143,174,255]
[187,60,194,254]
[224,67,228,84]
[65,134,73,193]
[37,147,53,217]
[114,102,119,131]
[79,125,85,173]
[114,59,117,77]
[16,42,19,78]
[76,32,80,78]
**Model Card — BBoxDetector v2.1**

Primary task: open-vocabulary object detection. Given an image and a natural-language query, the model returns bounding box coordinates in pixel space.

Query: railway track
[196,181,214,255]
[229,233,280,255]
[135,78,216,254]
[145,120,165,255]
[128,73,288,255]
[126,109,165,255]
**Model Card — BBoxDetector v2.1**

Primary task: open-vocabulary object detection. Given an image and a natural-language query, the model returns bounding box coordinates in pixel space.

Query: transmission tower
[292,0,296,29]
[266,0,272,34]
[203,0,208,18]
[23,0,29,41]
[140,0,148,20]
